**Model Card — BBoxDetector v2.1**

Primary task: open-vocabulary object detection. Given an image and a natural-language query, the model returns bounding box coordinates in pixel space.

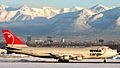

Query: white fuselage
[8,46,118,60]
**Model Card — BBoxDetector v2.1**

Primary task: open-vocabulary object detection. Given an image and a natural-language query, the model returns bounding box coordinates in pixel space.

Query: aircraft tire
[58,59,69,62]
[103,59,106,63]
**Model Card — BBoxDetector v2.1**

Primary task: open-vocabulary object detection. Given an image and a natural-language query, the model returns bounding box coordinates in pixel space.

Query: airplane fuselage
[7,46,118,60]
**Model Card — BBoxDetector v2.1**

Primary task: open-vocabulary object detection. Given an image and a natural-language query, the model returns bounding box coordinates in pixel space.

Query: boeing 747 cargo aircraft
[2,30,118,62]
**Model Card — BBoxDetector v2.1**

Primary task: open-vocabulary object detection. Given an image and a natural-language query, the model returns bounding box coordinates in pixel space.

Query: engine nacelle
[76,56,82,60]
[71,56,82,60]
[59,55,70,60]
[63,55,70,60]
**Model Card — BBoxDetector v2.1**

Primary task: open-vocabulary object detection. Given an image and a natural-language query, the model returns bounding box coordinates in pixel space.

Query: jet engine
[63,55,70,60]
[76,56,82,60]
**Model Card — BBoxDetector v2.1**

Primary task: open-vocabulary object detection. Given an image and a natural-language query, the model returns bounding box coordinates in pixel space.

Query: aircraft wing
[49,53,84,60]
[49,53,76,57]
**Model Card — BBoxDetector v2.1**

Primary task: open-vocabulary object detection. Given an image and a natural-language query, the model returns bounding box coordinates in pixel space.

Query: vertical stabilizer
[2,30,28,47]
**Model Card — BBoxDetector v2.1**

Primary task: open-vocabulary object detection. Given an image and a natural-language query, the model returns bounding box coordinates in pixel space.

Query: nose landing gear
[103,59,106,63]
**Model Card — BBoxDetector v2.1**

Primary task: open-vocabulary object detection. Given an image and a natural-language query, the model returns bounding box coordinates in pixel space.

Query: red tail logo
[2,30,25,45]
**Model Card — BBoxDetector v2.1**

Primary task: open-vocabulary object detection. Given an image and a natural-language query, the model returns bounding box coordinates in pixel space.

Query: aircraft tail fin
[2,30,28,48]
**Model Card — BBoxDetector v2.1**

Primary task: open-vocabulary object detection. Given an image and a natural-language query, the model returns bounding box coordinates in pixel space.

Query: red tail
[2,30,28,47]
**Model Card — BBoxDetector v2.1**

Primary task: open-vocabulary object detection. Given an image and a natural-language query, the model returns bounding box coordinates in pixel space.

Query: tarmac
[0,55,120,68]
[0,62,120,68]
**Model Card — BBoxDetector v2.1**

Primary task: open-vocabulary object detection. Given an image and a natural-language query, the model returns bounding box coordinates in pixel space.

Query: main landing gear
[58,59,69,62]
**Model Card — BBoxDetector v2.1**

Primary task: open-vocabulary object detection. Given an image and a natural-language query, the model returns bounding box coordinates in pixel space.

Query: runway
[0,62,120,68]
[0,57,120,68]
[0,57,120,63]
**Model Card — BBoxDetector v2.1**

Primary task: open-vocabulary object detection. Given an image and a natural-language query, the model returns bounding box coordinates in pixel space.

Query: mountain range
[0,4,120,40]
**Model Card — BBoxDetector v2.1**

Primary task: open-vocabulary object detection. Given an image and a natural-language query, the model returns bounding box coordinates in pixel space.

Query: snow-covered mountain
[60,6,83,13]
[0,5,60,22]
[0,4,111,23]
[90,4,111,13]
[0,4,91,22]
[0,4,120,39]
[89,7,120,29]
[0,4,8,10]
[48,9,95,31]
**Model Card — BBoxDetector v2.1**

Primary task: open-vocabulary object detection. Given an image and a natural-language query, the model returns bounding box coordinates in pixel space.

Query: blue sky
[0,0,120,8]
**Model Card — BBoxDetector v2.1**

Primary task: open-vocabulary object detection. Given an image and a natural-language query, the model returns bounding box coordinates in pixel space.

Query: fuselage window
[98,50,101,52]
[90,50,101,52]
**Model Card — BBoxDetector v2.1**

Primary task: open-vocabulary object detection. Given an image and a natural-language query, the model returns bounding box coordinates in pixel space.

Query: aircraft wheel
[103,59,106,63]
[58,59,69,62]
